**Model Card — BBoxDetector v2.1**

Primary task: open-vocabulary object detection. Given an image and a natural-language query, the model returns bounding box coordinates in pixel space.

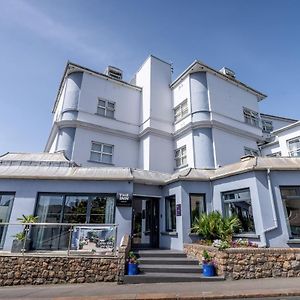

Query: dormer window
[174,99,188,122]
[97,99,115,118]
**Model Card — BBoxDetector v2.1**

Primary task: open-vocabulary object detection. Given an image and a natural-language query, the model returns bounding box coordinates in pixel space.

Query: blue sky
[0,0,300,154]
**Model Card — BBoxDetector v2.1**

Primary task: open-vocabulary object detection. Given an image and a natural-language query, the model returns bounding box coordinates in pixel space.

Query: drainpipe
[260,168,278,247]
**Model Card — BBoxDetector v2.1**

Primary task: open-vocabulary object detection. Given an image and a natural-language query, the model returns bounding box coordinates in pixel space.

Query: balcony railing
[0,223,118,257]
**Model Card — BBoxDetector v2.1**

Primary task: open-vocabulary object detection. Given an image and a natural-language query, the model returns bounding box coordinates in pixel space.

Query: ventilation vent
[105,66,123,80]
[219,67,236,79]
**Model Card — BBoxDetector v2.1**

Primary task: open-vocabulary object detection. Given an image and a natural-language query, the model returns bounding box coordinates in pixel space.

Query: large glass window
[32,193,116,250]
[190,194,206,226]
[280,186,300,238]
[0,193,14,248]
[222,188,255,233]
[165,196,176,232]
[287,137,300,157]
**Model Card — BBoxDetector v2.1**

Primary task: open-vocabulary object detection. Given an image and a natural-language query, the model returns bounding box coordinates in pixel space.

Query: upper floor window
[175,145,187,168]
[243,108,259,127]
[244,147,259,157]
[90,142,113,164]
[97,99,115,118]
[222,188,255,234]
[262,119,273,133]
[174,100,188,122]
[287,137,300,157]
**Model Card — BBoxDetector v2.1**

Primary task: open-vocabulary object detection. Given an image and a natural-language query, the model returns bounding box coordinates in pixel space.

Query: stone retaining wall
[0,235,131,286]
[184,243,300,280]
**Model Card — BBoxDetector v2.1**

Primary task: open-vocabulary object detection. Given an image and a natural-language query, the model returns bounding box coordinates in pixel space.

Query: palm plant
[191,211,241,242]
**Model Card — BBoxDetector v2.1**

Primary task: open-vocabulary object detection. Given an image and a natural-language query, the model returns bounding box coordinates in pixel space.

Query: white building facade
[0,55,300,252]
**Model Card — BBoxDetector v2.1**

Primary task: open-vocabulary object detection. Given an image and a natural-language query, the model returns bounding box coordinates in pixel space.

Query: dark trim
[189,193,206,227]
[165,195,176,232]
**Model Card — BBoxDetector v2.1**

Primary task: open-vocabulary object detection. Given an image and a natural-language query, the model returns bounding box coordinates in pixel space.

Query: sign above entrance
[116,193,132,207]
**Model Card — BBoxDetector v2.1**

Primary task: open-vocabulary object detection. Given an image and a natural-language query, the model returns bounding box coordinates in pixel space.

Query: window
[175,146,187,168]
[97,99,115,118]
[0,193,14,248]
[222,188,255,233]
[287,137,300,157]
[267,152,281,157]
[262,119,273,133]
[243,108,259,127]
[244,147,259,157]
[280,187,300,238]
[32,193,115,250]
[90,142,113,164]
[190,194,206,226]
[165,196,176,232]
[174,100,188,122]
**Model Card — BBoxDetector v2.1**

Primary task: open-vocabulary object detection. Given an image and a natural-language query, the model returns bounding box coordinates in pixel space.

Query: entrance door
[131,197,159,249]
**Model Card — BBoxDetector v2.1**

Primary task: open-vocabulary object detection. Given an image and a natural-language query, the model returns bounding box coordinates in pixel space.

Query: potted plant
[127,251,139,275]
[202,250,215,277]
[11,215,38,253]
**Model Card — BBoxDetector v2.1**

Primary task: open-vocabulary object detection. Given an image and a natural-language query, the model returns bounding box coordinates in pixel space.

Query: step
[138,257,199,265]
[138,264,202,274]
[134,250,187,258]
[123,272,225,284]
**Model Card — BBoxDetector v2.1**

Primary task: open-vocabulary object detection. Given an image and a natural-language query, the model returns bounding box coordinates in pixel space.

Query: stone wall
[0,235,131,286]
[184,243,300,280]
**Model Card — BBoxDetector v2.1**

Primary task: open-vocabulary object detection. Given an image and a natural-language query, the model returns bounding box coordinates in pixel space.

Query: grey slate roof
[0,153,300,184]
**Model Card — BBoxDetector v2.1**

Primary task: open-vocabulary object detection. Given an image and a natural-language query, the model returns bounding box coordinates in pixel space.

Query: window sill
[287,239,300,244]
[87,160,114,166]
[174,164,188,171]
[95,113,116,120]
[233,233,259,239]
[161,231,178,237]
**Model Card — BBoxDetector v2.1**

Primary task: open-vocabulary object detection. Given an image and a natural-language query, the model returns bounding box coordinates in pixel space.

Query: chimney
[219,67,236,79]
[104,66,123,80]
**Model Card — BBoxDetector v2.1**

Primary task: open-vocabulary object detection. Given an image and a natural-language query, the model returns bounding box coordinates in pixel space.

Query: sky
[0,0,300,154]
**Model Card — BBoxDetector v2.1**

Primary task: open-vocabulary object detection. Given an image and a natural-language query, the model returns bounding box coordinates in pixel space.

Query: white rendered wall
[277,124,300,156]
[72,127,139,168]
[213,128,259,166]
[260,141,281,156]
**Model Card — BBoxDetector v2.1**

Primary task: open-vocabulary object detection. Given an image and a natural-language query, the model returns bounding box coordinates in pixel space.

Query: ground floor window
[165,196,176,232]
[32,193,115,250]
[280,186,300,238]
[222,188,255,233]
[190,194,206,226]
[0,193,14,248]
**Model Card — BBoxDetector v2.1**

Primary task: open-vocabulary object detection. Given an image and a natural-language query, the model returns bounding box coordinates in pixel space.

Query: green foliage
[128,251,138,264]
[17,215,38,223]
[191,211,241,242]
[14,232,26,241]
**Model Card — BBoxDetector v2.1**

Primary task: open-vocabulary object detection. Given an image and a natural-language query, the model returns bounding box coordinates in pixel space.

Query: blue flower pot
[127,263,138,275]
[203,263,215,277]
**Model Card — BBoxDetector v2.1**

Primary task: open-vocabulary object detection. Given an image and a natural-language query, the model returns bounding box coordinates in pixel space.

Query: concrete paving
[0,277,300,299]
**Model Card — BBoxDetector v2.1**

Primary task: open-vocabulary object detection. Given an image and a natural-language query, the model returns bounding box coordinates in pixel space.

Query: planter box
[11,239,31,253]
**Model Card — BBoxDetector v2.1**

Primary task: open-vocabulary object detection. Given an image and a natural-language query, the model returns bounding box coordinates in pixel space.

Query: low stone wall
[0,235,131,286]
[184,243,300,280]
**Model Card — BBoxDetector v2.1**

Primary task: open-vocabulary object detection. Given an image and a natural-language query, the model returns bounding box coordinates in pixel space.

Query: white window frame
[175,145,187,168]
[97,98,115,118]
[174,99,188,122]
[262,119,273,133]
[287,137,300,157]
[90,141,114,164]
[244,147,259,157]
[243,107,260,127]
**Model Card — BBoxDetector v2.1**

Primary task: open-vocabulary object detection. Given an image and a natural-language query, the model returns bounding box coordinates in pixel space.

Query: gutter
[260,168,278,247]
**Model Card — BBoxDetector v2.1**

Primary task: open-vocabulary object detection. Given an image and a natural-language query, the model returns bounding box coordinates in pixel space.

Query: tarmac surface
[0,277,300,299]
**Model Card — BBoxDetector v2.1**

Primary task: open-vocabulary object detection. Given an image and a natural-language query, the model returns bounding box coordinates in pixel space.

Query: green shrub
[191,211,241,242]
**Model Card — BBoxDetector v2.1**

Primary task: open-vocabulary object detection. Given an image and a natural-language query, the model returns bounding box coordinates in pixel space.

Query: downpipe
[260,168,278,247]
